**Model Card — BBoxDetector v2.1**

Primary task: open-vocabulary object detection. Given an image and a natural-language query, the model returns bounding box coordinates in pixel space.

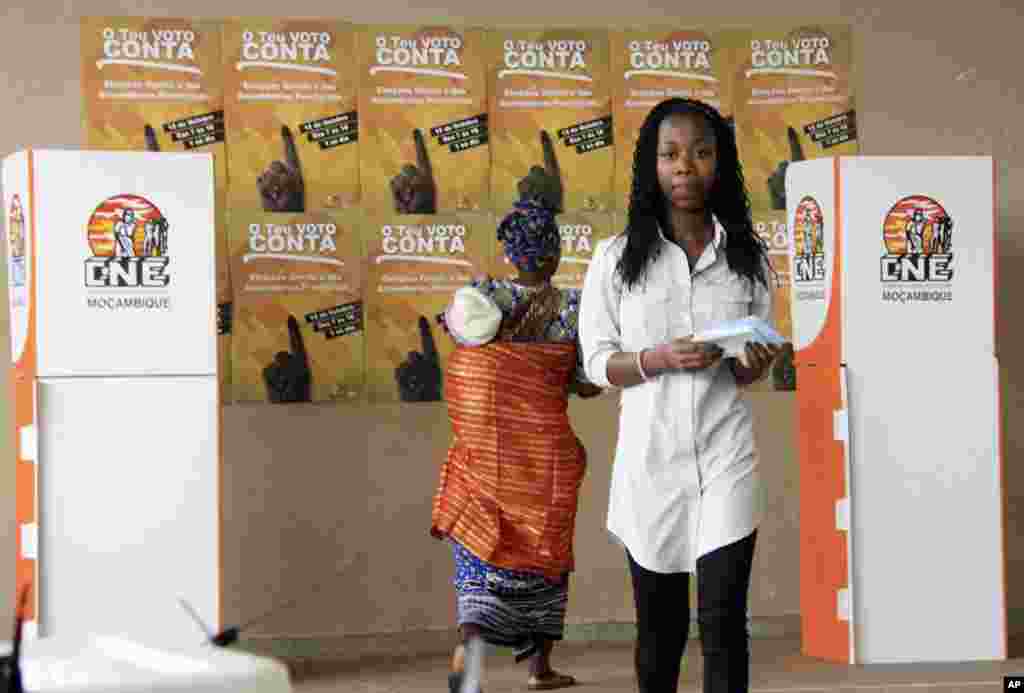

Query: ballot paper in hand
[692,316,786,364]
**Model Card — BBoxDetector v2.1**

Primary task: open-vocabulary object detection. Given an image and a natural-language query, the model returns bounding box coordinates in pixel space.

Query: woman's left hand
[731,342,781,386]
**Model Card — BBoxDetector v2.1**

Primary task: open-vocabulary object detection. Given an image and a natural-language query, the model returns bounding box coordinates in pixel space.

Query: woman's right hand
[644,338,723,375]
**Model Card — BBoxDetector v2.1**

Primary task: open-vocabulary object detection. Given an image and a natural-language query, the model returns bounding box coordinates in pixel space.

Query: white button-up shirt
[579,219,772,573]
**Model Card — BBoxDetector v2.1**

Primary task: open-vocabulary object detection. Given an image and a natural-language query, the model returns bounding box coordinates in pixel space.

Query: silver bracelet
[635,349,649,381]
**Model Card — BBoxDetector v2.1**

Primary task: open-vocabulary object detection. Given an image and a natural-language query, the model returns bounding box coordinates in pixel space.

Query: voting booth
[3,150,221,647]
[786,156,1005,664]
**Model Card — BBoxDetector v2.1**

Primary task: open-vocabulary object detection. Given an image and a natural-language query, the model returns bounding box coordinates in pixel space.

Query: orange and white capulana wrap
[430,342,586,580]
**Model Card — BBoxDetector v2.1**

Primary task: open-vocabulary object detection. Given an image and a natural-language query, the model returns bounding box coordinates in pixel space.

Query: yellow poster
[80,16,232,400]
[488,211,618,290]
[728,24,857,212]
[229,210,365,403]
[362,213,494,403]
[358,25,490,214]
[222,19,359,213]
[610,28,727,209]
[488,29,614,214]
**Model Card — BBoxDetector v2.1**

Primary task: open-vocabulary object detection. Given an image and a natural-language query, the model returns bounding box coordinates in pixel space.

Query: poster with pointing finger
[488,28,614,213]
[362,212,494,403]
[229,210,365,403]
[727,24,857,212]
[358,25,490,214]
[221,19,360,213]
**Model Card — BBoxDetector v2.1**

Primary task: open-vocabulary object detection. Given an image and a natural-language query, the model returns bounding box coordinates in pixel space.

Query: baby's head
[497,198,561,283]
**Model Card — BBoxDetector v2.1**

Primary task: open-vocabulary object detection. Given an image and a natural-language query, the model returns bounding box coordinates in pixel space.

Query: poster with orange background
[728,24,857,213]
[488,29,614,213]
[222,19,359,213]
[358,25,490,213]
[229,210,365,403]
[362,213,494,403]
[610,28,729,209]
[81,16,232,398]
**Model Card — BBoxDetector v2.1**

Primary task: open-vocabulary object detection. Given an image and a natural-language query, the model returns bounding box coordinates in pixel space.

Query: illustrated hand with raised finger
[767,126,806,211]
[395,316,443,402]
[263,315,312,403]
[258,125,306,213]
[516,130,563,213]
[391,129,437,214]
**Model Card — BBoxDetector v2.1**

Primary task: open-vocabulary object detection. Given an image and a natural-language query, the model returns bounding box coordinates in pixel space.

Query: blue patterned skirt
[449,539,569,661]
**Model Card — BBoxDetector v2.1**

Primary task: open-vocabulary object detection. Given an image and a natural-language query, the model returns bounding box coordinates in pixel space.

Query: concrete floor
[287,637,1023,693]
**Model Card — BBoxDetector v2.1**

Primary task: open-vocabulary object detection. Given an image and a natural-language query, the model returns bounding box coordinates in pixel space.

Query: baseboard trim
[237,609,1024,665]
[236,615,802,663]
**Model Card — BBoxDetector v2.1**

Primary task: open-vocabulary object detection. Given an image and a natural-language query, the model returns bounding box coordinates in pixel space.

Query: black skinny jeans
[627,531,757,693]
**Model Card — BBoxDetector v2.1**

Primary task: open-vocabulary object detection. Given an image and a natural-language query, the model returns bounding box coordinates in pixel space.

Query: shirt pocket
[620,285,673,348]
[701,271,754,324]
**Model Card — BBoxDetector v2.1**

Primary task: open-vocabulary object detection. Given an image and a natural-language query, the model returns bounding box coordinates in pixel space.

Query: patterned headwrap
[497,198,561,272]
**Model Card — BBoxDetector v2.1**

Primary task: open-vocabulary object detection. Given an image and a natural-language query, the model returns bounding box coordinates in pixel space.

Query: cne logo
[792,196,825,283]
[85,195,170,288]
[7,195,26,288]
[880,195,954,283]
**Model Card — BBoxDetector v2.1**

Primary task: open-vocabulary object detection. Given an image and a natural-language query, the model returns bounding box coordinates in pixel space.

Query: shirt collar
[656,215,727,272]
[655,215,727,248]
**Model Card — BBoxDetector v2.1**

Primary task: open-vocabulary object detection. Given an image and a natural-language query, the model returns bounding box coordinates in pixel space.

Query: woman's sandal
[526,672,576,690]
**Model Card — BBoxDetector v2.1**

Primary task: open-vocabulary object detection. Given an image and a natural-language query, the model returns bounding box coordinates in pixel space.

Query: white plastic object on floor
[1,633,292,692]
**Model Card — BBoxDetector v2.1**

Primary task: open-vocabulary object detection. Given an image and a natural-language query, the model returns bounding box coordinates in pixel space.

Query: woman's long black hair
[617,98,773,291]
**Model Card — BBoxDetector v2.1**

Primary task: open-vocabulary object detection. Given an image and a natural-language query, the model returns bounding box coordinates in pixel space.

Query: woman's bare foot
[526,640,575,690]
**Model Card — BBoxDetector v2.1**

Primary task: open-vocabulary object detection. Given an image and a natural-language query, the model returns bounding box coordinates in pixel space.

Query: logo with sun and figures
[7,195,27,288]
[84,195,173,311]
[85,195,170,288]
[792,195,825,284]
[879,195,954,305]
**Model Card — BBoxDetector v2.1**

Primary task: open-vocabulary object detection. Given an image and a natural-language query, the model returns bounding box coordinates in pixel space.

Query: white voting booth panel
[31,150,217,377]
[787,156,1005,664]
[840,157,996,360]
[2,149,221,647]
[37,377,219,647]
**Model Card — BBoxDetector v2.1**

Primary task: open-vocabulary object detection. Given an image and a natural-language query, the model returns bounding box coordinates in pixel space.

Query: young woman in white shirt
[578,98,780,693]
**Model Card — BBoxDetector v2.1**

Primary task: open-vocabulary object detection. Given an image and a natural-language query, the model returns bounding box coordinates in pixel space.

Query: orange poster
[728,24,857,212]
[362,213,494,403]
[358,25,490,213]
[488,29,614,213]
[222,19,359,213]
[229,210,365,403]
